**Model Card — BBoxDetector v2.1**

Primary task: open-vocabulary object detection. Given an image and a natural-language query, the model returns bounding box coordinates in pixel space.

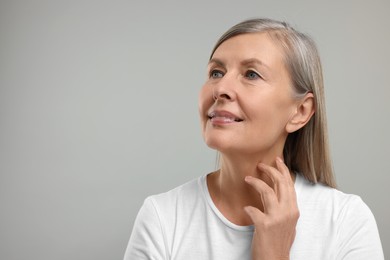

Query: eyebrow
[208,58,270,70]
[240,58,270,70]
[208,58,225,67]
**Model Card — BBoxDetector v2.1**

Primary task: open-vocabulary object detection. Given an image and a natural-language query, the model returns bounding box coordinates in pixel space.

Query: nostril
[213,93,231,101]
[220,93,230,99]
[213,86,234,101]
[216,93,231,100]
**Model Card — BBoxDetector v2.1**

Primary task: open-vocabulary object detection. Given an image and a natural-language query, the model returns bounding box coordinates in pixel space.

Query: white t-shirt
[124,174,384,260]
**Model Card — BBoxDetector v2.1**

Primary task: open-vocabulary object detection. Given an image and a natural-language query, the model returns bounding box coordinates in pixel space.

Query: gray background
[1,0,389,259]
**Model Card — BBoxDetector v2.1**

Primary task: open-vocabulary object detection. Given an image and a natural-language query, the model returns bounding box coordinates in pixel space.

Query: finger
[245,176,278,213]
[258,163,284,185]
[257,163,286,200]
[275,157,293,182]
[244,205,265,225]
[275,157,298,197]
[258,161,293,202]
[259,158,293,185]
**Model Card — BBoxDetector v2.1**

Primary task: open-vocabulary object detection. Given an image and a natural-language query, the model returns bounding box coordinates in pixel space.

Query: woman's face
[199,32,298,158]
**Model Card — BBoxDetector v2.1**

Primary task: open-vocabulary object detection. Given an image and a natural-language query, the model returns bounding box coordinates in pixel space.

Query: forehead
[211,32,286,67]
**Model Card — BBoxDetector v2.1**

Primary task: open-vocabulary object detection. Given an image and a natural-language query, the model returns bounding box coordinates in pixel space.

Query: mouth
[207,111,243,123]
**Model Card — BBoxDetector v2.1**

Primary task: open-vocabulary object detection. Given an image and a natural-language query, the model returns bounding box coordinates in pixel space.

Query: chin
[203,133,222,150]
[203,134,237,153]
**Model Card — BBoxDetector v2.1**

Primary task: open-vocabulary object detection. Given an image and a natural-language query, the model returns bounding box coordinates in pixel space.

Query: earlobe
[286,93,315,133]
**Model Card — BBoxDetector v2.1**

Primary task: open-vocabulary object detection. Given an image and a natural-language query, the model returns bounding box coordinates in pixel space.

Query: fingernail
[244,176,252,182]
[244,206,252,214]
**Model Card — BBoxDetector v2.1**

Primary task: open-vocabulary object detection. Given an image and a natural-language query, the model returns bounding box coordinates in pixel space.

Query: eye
[209,69,224,79]
[245,70,261,80]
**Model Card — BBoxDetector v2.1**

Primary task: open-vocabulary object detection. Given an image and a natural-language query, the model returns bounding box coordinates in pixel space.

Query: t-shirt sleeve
[123,197,167,260]
[335,196,384,260]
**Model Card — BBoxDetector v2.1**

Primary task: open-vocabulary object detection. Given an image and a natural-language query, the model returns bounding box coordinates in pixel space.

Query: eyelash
[244,70,262,80]
[209,69,224,79]
[209,69,263,80]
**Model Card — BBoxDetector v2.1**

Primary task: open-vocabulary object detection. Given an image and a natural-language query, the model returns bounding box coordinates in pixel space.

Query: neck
[207,151,283,226]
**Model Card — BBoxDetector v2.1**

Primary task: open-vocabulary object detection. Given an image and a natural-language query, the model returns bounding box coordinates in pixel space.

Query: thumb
[244,206,265,224]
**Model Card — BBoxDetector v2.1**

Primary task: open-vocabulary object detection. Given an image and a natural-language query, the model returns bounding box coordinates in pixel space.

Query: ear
[286,93,315,133]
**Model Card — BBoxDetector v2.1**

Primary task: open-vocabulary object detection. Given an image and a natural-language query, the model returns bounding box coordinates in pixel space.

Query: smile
[208,110,243,123]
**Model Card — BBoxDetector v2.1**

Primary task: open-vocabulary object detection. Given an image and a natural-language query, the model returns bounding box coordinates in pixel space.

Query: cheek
[244,96,292,132]
[198,84,213,119]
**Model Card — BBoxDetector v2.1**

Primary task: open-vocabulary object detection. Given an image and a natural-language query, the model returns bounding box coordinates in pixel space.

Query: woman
[124,18,384,260]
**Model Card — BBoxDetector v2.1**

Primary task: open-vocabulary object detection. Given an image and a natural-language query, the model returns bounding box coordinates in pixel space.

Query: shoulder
[142,175,206,222]
[295,173,377,236]
[296,174,367,215]
[294,174,384,259]
[125,175,208,259]
[148,175,204,206]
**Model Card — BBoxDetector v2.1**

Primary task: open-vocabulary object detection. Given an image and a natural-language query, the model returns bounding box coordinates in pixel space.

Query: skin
[198,32,315,260]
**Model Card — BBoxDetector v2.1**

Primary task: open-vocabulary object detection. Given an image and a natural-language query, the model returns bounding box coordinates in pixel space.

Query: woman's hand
[244,157,299,260]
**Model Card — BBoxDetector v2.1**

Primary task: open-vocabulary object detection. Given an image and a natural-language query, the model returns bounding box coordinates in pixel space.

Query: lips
[208,110,243,123]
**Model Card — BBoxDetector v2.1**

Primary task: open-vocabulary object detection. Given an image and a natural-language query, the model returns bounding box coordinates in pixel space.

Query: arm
[123,197,167,260]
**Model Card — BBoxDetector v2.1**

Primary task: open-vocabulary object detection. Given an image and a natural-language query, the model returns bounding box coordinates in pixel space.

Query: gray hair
[211,18,336,187]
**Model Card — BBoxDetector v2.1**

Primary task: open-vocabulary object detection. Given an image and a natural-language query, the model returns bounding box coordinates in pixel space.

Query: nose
[213,74,237,102]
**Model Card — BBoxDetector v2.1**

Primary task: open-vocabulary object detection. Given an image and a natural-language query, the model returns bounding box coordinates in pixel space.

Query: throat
[207,171,264,226]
